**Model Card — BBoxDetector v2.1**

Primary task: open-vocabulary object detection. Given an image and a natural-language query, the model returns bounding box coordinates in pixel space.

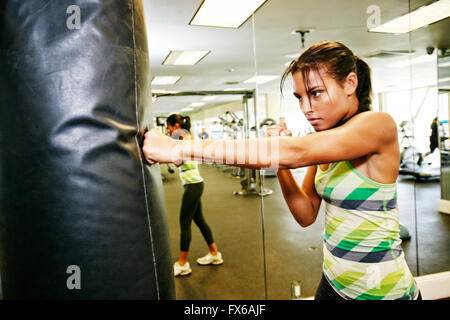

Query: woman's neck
[334,97,360,128]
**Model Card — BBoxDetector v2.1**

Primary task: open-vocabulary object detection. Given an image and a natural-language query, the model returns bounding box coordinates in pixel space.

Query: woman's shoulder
[181,130,193,140]
[352,110,395,121]
[350,111,397,131]
[348,111,398,146]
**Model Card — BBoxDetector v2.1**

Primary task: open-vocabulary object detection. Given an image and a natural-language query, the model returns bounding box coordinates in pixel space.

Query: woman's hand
[266,122,292,137]
[142,129,183,165]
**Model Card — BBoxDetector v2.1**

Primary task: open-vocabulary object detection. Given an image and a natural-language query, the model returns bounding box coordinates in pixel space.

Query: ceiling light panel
[285,53,300,59]
[151,76,181,85]
[163,50,210,65]
[151,89,180,94]
[189,102,206,107]
[190,0,268,28]
[369,0,450,34]
[387,55,435,68]
[439,61,450,68]
[244,75,280,84]
[224,88,245,91]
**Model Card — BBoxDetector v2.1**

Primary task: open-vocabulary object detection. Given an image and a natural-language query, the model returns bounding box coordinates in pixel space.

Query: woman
[144,41,420,299]
[165,114,223,277]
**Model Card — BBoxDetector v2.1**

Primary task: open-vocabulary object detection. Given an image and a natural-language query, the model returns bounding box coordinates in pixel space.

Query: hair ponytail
[181,116,191,132]
[354,56,372,113]
[166,113,191,132]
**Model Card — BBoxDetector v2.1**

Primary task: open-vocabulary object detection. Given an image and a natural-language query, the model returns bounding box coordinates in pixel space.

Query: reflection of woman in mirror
[144,41,421,299]
[422,117,439,161]
[165,114,223,277]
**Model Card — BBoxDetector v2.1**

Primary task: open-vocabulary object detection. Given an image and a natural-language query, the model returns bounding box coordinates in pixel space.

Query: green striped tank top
[314,160,419,300]
[179,160,203,185]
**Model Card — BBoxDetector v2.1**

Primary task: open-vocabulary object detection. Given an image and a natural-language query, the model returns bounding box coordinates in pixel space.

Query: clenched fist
[142,129,183,165]
[266,122,292,137]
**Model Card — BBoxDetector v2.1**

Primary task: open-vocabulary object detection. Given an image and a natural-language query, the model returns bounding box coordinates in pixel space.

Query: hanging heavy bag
[0,0,175,299]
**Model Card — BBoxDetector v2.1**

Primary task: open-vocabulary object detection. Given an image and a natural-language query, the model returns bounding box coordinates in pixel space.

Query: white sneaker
[197,252,223,265]
[174,261,192,276]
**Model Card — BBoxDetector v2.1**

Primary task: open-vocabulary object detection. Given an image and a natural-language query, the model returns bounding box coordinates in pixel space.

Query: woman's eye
[312,91,322,97]
[293,93,302,101]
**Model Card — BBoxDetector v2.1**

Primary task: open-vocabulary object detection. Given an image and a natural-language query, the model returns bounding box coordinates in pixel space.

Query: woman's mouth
[308,118,320,125]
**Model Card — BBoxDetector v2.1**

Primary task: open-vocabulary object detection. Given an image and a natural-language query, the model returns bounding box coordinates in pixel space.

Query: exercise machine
[398,121,440,181]
[259,118,278,177]
[233,95,272,197]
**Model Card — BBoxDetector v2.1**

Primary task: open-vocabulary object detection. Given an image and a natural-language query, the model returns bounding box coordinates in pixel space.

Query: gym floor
[161,163,450,300]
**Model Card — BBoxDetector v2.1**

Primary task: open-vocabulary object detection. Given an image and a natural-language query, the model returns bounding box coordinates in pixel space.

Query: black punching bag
[0,0,175,299]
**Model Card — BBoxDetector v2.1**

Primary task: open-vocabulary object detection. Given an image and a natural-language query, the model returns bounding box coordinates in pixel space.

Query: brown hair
[166,114,191,132]
[281,40,372,115]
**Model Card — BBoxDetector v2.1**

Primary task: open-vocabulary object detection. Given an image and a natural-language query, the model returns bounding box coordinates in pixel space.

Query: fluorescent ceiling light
[202,96,216,101]
[189,102,206,107]
[439,61,450,68]
[224,88,245,91]
[285,53,300,59]
[151,76,181,85]
[369,0,450,34]
[162,50,210,65]
[439,77,450,83]
[181,107,194,112]
[190,0,267,28]
[152,89,180,94]
[387,55,435,68]
[244,75,279,84]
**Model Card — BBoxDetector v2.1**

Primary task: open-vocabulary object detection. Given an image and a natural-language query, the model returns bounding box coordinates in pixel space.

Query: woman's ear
[344,72,358,96]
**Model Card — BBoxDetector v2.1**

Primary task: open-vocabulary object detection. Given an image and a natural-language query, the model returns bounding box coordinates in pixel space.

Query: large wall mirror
[438,50,450,218]
[255,0,422,299]
[409,0,450,277]
[144,0,449,300]
[144,0,266,299]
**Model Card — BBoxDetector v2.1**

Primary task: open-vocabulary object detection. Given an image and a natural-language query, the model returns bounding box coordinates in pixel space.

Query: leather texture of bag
[0,0,175,299]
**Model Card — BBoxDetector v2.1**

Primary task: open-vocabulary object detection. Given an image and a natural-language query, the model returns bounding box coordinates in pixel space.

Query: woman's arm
[280,112,398,169]
[277,166,322,227]
[143,130,279,168]
[143,111,397,169]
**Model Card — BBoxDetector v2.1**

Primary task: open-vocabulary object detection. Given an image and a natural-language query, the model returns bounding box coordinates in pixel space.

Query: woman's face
[166,122,180,136]
[292,68,358,131]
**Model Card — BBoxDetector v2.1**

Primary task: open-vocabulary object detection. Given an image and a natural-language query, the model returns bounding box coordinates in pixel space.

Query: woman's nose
[301,98,313,114]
